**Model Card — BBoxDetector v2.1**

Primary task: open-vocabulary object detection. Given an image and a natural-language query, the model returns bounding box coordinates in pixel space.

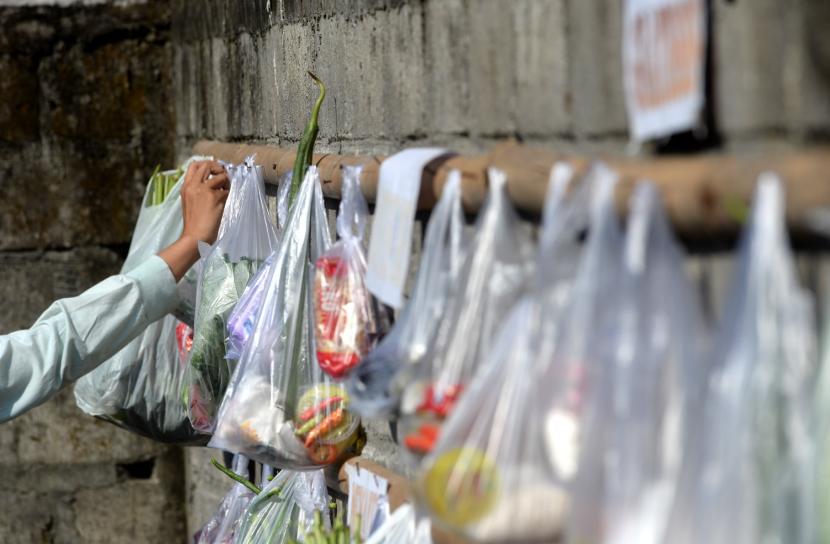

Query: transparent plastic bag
[184,157,279,433]
[364,504,433,544]
[226,173,293,361]
[211,167,361,470]
[194,456,256,544]
[313,165,382,379]
[234,469,330,544]
[414,162,611,543]
[815,296,830,544]
[398,168,533,459]
[666,174,817,544]
[74,157,207,444]
[347,170,466,419]
[565,182,707,544]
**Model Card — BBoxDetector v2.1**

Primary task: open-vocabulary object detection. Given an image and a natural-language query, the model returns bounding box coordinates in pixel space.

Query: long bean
[289,72,326,204]
[209,457,262,495]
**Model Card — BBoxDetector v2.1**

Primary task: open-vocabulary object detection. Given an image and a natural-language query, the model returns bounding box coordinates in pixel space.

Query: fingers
[206,172,230,191]
[206,161,225,175]
[186,160,226,187]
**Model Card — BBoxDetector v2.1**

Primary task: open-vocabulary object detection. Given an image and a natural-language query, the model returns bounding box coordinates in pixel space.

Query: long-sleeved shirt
[0,255,178,422]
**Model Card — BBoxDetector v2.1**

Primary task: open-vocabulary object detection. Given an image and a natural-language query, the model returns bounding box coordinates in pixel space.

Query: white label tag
[623,0,706,141]
[366,148,449,308]
[346,464,391,540]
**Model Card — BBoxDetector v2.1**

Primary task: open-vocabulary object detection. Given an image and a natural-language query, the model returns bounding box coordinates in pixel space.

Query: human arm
[0,160,229,421]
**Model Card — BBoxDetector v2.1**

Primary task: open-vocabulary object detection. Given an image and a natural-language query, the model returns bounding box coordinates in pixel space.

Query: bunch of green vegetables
[147,164,183,207]
[291,509,362,544]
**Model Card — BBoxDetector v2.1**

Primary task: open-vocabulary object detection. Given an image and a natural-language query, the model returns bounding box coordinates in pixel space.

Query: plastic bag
[313,165,382,379]
[234,469,330,543]
[398,168,533,458]
[815,296,830,544]
[414,162,611,543]
[347,170,466,419]
[666,174,817,544]
[226,172,293,361]
[74,158,207,444]
[193,456,256,544]
[364,504,433,544]
[565,182,707,544]
[211,167,361,470]
[184,157,279,433]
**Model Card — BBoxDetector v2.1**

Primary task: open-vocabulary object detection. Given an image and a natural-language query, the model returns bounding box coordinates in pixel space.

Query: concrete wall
[168,0,830,537]
[0,1,185,542]
[2,0,830,542]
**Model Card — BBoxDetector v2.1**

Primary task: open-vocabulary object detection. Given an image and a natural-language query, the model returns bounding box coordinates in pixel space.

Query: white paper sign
[366,148,449,308]
[346,464,391,540]
[623,0,706,141]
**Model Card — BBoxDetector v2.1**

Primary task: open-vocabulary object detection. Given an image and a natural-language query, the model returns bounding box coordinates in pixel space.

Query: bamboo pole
[194,139,830,241]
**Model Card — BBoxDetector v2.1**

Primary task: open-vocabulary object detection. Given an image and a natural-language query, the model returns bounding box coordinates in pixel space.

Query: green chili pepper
[289,72,326,204]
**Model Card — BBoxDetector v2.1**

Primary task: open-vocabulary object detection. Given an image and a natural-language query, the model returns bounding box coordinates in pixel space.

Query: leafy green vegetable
[184,255,259,429]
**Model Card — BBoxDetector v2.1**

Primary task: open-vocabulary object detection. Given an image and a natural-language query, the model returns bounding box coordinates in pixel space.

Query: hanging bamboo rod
[193,139,830,242]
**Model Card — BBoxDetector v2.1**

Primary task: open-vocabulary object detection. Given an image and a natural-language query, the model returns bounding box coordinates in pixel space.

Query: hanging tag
[346,463,391,540]
[623,0,706,141]
[366,148,449,308]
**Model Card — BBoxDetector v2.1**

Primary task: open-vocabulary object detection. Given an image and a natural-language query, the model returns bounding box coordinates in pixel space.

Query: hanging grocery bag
[312,165,383,379]
[414,162,612,543]
[211,167,362,470]
[347,170,466,419]
[398,168,533,459]
[234,469,330,543]
[226,173,293,361]
[815,296,830,544]
[565,182,708,544]
[184,157,279,433]
[193,456,256,544]
[74,158,209,444]
[666,174,817,544]
[364,503,433,544]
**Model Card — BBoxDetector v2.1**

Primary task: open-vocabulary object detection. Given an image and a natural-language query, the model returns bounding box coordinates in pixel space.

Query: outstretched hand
[159,160,230,281]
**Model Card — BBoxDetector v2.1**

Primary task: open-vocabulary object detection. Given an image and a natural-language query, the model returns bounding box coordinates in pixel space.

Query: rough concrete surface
[2,0,830,542]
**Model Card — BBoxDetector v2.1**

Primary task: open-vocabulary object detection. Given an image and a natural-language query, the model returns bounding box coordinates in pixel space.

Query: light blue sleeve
[0,255,178,422]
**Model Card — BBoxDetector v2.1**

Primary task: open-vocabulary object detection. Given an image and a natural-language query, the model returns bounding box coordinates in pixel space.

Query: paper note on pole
[366,148,449,308]
[623,0,706,141]
[346,463,390,540]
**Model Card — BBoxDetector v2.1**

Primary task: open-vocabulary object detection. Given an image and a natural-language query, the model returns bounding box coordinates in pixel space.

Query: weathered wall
[169,0,830,536]
[3,0,830,542]
[0,1,184,542]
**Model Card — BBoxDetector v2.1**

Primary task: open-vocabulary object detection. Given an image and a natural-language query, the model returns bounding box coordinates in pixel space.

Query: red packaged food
[312,166,381,379]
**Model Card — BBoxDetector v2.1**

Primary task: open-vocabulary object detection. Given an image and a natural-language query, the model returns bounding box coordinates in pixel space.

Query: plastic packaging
[347,170,466,419]
[565,182,707,544]
[193,456,256,544]
[234,469,330,543]
[666,174,817,544]
[414,162,609,543]
[815,296,830,544]
[312,165,382,379]
[398,168,533,459]
[364,504,433,544]
[184,157,279,433]
[211,167,361,470]
[74,158,207,444]
[226,172,293,361]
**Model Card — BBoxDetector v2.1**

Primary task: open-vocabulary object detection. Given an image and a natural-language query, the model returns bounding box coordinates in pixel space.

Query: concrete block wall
[2,0,830,542]
[0,2,185,543]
